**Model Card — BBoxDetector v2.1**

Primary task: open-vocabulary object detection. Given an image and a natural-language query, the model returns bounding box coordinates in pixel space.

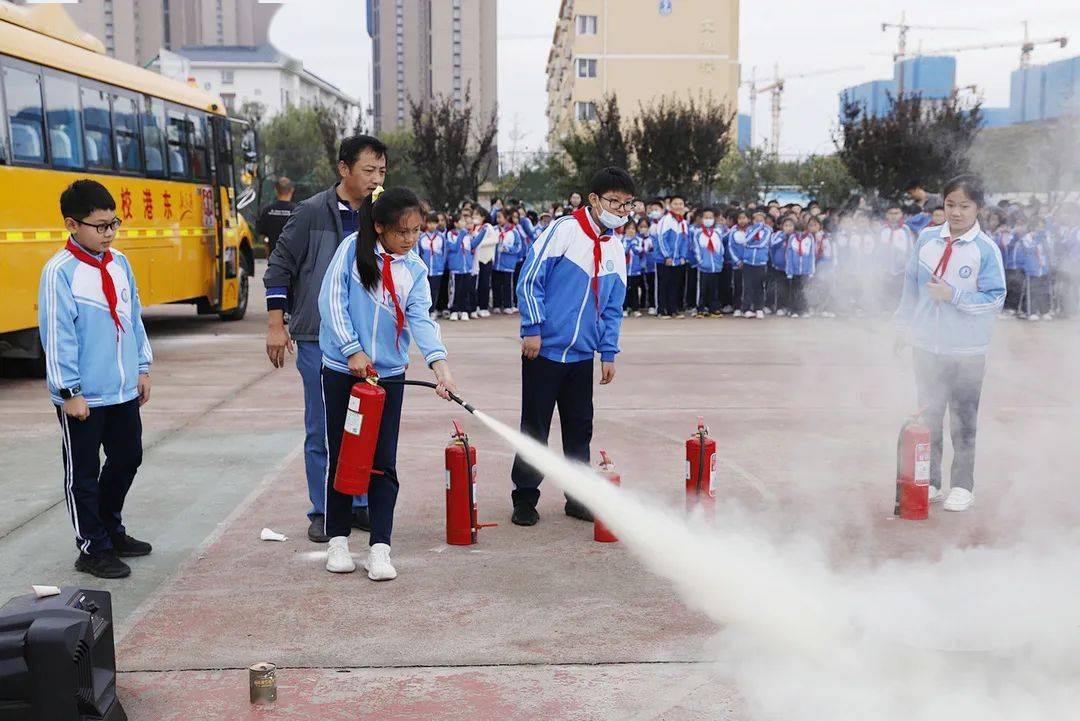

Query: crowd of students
[413,191,1080,322]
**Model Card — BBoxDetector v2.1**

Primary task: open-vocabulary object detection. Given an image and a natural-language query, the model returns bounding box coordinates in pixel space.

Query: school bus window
[112,93,141,173]
[44,73,85,169]
[80,85,113,170]
[141,95,166,176]
[166,108,189,179]
[189,112,210,182]
[4,65,45,164]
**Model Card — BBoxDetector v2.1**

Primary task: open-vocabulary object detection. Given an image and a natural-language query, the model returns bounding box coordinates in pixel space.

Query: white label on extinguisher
[445,469,451,490]
[914,443,930,485]
[708,453,717,497]
[348,395,361,412]
[344,411,362,436]
[685,460,691,481]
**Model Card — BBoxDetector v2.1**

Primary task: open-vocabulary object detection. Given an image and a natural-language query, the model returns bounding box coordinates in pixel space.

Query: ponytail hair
[355,186,423,291]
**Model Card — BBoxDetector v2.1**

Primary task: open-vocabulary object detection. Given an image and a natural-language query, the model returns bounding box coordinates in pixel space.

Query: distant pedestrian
[256,176,296,257]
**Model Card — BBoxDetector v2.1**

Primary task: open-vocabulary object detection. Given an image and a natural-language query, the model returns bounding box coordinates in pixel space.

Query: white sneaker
[363,543,397,581]
[943,487,974,512]
[1029,314,1041,322]
[491,308,502,315]
[461,313,472,321]
[429,311,438,320]
[478,309,491,318]
[928,485,945,504]
[623,310,629,317]
[722,305,733,314]
[755,310,765,319]
[777,309,787,317]
[449,312,459,321]
[743,310,754,318]
[1043,313,1054,321]
[805,311,815,318]
[326,537,356,573]
[763,307,773,315]
[633,311,643,318]
[507,307,518,314]
[648,307,657,315]
[790,313,800,318]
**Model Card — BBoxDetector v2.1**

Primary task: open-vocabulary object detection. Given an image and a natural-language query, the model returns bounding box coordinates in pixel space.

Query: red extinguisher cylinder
[896,420,931,521]
[334,377,386,495]
[445,420,497,545]
[685,417,717,511]
[594,451,620,543]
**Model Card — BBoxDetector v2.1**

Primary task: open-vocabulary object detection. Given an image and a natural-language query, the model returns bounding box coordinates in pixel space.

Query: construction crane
[882,11,981,93]
[914,22,1068,69]
[743,64,861,155]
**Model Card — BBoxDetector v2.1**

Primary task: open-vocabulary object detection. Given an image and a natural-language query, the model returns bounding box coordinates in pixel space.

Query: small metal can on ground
[249,662,277,704]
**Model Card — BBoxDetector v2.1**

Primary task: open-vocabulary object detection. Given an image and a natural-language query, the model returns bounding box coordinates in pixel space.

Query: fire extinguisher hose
[373,377,477,414]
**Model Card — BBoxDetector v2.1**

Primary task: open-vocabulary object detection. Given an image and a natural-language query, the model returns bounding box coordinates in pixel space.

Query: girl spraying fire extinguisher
[894,175,1005,513]
[318,186,460,579]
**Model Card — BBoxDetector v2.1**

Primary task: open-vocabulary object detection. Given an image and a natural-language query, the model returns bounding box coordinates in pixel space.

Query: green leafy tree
[557,95,630,197]
[795,155,858,209]
[714,148,781,205]
[379,129,423,193]
[836,93,983,199]
[495,153,562,207]
[258,106,337,202]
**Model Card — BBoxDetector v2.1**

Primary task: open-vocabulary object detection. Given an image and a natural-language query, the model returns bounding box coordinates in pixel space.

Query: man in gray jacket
[263,135,388,543]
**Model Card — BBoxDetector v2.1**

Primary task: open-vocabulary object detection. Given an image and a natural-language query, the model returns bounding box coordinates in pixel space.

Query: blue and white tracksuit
[786,233,816,277]
[494,225,523,273]
[736,224,771,266]
[625,235,646,276]
[695,226,727,273]
[657,213,689,266]
[39,242,153,555]
[418,231,447,276]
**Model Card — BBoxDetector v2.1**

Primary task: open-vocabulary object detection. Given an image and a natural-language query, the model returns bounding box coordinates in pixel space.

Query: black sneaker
[75,550,131,579]
[308,514,330,543]
[110,533,152,557]
[351,506,371,532]
[511,504,539,526]
[564,497,593,522]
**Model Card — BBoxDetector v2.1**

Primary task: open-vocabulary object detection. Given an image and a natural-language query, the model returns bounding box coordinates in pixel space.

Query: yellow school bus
[0,2,256,372]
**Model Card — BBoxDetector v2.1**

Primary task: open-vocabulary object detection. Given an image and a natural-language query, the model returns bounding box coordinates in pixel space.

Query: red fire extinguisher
[894,414,931,520]
[334,371,386,495]
[685,417,717,511]
[594,450,620,543]
[445,420,497,545]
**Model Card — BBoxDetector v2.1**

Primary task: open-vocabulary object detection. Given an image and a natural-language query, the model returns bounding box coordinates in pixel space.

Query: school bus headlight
[224,246,238,279]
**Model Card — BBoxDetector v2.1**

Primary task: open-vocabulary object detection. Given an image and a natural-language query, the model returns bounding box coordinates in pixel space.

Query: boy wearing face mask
[645,200,664,315]
[695,208,726,317]
[657,195,690,318]
[511,167,633,526]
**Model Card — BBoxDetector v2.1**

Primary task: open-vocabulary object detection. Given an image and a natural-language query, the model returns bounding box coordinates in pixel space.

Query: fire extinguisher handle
[476,522,499,529]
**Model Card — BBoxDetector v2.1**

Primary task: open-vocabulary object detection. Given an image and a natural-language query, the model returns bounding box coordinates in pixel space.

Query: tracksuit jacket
[39,244,153,406]
[445,228,475,275]
[786,232,816,277]
[418,231,447,276]
[494,224,524,272]
[657,212,692,265]
[895,222,1006,356]
[734,223,771,266]
[1021,232,1052,277]
[319,236,447,377]
[516,207,627,364]
[694,226,728,272]
[769,231,790,272]
[624,234,646,276]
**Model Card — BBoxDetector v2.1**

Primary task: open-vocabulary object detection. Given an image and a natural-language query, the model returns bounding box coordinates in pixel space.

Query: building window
[575,101,597,121]
[221,93,235,112]
[576,15,597,35]
[221,70,234,85]
[577,58,597,78]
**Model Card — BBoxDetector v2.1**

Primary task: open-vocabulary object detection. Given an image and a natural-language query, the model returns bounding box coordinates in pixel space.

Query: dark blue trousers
[322,366,404,544]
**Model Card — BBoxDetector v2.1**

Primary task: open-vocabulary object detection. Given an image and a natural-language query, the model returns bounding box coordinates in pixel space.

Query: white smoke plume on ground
[473,408,1080,721]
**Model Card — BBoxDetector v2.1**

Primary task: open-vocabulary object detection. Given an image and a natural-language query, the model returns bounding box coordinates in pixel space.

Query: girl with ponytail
[317,186,460,579]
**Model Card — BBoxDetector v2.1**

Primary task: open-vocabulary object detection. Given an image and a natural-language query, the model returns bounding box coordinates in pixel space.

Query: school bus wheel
[219,265,249,321]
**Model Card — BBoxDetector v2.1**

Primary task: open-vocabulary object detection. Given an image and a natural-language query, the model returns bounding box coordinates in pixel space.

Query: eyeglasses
[600,196,636,212]
[75,218,122,235]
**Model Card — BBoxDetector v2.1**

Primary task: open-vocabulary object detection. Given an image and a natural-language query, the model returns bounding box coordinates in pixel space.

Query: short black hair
[904,178,922,191]
[668,193,685,204]
[943,174,986,208]
[589,166,636,197]
[647,198,664,208]
[60,179,115,221]
[885,201,903,212]
[339,134,388,167]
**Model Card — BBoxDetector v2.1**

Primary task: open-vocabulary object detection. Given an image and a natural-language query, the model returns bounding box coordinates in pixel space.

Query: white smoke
[472,410,1080,721]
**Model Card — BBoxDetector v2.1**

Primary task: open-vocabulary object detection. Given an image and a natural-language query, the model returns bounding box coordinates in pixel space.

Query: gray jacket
[263,185,348,342]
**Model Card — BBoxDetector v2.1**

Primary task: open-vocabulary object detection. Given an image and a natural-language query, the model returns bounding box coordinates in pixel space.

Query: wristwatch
[58,386,81,400]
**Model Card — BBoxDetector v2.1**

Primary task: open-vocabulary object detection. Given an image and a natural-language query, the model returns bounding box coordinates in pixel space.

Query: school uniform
[643,231,658,311]
[39,239,153,555]
[719,227,739,311]
[446,228,476,314]
[810,232,835,313]
[492,223,523,310]
[785,232,816,315]
[512,207,626,510]
[996,229,1023,313]
[1020,231,1053,316]
[877,223,914,313]
[767,230,790,313]
[683,227,699,313]
[647,218,663,311]
[695,224,727,315]
[318,237,448,543]
[895,222,1005,493]
[735,223,771,312]
[624,233,647,311]
[656,212,690,315]
[472,223,498,312]
[418,230,447,314]
[514,217,539,308]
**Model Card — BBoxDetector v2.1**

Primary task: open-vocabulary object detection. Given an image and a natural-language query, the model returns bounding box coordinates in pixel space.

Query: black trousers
[913,349,986,492]
[511,356,594,508]
[1024,275,1051,315]
[477,262,493,311]
[789,275,808,314]
[740,264,767,311]
[719,266,736,309]
[684,268,698,312]
[428,275,443,314]
[436,268,451,311]
[656,264,672,315]
[767,267,789,311]
[512,260,525,307]
[626,275,646,311]
[56,398,143,554]
[698,271,722,314]
[451,273,475,313]
[644,271,656,309]
[322,366,404,544]
[492,269,513,310]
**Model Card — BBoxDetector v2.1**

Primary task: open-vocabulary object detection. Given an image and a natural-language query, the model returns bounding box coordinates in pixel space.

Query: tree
[494,153,562,207]
[379,129,423,193]
[557,95,630,197]
[258,106,337,201]
[407,88,498,210]
[629,95,734,200]
[835,93,983,200]
[795,155,858,209]
[313,105,345,171]
[714,148,781,205]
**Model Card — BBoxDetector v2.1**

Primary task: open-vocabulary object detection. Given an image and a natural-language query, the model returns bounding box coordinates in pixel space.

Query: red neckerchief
[573,207,610,315]
[934,234,955,277]
[499,225,514,243]
[702,226,716,253]
[380,253,406,350]
[795,232,813,256]
[422,232,439,254]
[814,232,826,261]
[66,238,123,337]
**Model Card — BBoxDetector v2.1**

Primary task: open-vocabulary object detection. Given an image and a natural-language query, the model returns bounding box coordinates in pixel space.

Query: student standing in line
[417,212,446,320]
[446,212,475,321]
[657,196,690,319]
[769,215,794,316]
[492,208,523,315]
[694,207,726,317]
[737,211,772,319]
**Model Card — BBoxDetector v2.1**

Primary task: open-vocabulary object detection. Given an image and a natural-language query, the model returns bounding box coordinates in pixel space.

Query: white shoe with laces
[1029,314,1041,322]
[449,312,459,321]
[755,310,765,319]
[363,543,398,581]
[928,485,945,504]
[943,487,974,512]
[478,309,491,318]
[325,537,355,573]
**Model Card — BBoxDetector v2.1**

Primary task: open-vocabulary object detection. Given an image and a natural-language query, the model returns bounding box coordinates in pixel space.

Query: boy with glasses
[39,180,153,578]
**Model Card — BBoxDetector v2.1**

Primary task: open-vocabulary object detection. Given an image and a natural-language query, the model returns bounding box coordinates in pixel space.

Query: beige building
[12,0,279,66]
[546,0,739,147]
[366,0,496,134]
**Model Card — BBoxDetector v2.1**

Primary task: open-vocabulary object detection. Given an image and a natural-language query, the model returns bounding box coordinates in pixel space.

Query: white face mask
[598,208,629,230]
[648,210,662,220]
[703,218,715,228]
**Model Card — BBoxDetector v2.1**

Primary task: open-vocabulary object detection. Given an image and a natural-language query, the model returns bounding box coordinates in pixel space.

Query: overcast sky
[269,0,1080,157]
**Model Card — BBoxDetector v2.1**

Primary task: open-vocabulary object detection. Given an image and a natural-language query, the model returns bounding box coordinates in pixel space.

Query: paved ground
[2,266,1078,719]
